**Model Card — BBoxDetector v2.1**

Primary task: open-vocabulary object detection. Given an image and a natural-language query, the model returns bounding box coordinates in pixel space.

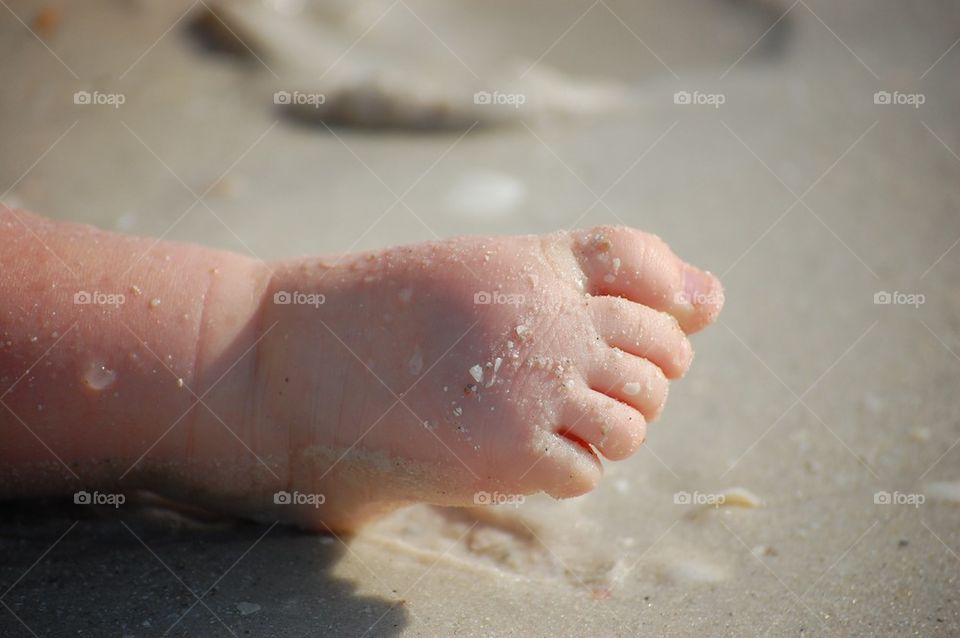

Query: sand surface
[1,1,959,636]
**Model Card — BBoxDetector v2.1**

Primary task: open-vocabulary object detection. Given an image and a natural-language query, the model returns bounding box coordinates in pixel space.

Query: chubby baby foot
[192,226,724,530]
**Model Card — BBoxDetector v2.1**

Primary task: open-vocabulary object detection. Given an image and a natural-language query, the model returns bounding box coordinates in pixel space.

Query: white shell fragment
[716,487,764,508]
[468,364,484,384]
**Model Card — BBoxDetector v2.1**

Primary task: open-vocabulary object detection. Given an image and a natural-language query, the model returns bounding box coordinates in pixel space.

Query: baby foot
[180,226,723,530]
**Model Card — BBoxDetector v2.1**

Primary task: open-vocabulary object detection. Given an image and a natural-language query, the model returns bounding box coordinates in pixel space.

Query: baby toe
[586,348,669,422]
[588,295,693,379]
[572,225,723,334]
[559,390,646,461]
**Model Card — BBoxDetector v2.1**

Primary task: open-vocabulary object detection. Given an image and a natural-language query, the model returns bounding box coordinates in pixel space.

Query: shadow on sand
[0,499,407,638]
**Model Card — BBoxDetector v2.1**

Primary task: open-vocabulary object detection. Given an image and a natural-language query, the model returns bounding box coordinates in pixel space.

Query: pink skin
[0,208,722,531]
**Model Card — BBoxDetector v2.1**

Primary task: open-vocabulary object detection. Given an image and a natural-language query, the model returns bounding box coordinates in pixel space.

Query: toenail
[682,266,714,306]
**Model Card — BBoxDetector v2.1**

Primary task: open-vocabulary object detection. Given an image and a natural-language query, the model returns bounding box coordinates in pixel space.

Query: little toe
[588,295,693,379]
[572,226,723,334]
[559,391,646,461]
[586,349,669,421]
[523,428,604,499]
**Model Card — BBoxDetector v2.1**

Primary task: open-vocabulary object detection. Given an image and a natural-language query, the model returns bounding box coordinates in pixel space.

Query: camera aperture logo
[74,290,126,307]
[473,90,526,109]
[874,490,924,507]
[474,290,524,306]
[874,290,924,308]
[673,490,726,507]
[274,490,326,508]
[273,290,326,307]
[873,91,925,108]
[273,90,326,108]
[673,90,725,108]
[73,90,125,108]
[474,490,525,507]
[74,490,125,508]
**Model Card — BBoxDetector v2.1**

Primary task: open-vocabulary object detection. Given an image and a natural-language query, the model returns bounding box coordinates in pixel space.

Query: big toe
[572,226,724,334]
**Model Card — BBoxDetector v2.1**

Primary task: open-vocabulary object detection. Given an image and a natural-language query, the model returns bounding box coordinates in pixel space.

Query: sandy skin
[0,208,722,531]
